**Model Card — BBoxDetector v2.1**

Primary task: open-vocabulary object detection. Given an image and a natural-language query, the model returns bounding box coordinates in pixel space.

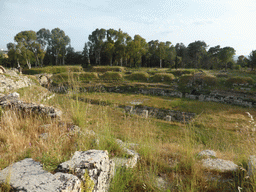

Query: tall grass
[1,67,256,191]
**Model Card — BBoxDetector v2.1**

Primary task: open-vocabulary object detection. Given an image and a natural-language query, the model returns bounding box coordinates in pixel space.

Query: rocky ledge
[0,92,62,119]
[0,68,34,92]
[0,150,114,192]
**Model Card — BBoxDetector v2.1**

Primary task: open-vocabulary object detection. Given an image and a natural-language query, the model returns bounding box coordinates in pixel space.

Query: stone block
[248,155,256,177]
[142,110,148,118]
[202,158,238,172]
[56,150,114,192]
[198,150,216,158]
[0,158,81,192]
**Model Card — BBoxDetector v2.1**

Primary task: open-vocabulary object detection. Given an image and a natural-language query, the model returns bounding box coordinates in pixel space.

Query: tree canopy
[3,27,247,70]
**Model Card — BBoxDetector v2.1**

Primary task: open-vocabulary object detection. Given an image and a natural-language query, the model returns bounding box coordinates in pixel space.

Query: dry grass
[1,69,256,191]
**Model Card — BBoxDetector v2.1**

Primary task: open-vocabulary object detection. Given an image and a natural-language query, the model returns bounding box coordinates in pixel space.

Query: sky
[0,0,256,56]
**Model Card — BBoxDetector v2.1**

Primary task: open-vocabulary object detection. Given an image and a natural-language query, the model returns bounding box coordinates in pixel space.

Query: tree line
[1,27,256,70]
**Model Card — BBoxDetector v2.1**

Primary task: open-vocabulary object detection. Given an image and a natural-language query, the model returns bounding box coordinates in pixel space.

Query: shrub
[226,76,254,86]
[100,71,123,80]
[151,73,175,83]
[23,66,83,75]
[168,69,196,76]
[178,73,218,92]
[202,75,218,86]
[216,73,228,78]
[52,72,99,83]
[89,66,125,73]
[126,72,150,82]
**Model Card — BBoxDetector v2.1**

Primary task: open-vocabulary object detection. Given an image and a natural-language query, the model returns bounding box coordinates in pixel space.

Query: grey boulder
[0,158,81,192]
[56,150,114,192]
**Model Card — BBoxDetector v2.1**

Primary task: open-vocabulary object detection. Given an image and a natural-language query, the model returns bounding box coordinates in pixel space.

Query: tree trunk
[160,58,162,68]
[120,58,123,66]
[26,59,31,69]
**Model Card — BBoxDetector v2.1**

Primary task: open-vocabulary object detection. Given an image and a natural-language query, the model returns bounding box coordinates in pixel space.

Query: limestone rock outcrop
[248,155,256,177]
[0,93,62,119]
[0,158,81,192]
[0,69,33,92]
[112,139,139,169]
[56,150,115,192]
[202,158,238,172]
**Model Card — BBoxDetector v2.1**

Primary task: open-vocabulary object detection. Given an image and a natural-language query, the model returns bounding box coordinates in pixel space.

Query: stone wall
[185,90,256,108]
[122,105,196,123]
[0,93,62,119]
[0,69,33,92]
[49,83,256,108]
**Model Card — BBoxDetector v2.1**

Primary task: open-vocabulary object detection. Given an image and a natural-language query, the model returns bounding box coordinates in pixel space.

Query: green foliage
[109,167,157,192]
[178,73,218,92]
[23,66,83,75]
[126,72,149,82]
[81,170,95,192]
[216,73,229,78]
[226,76,255,86]
[100,71,123,80]
[168,69,196,76]
[150,73,175,83]
[89,66,125,73]
[52,72,99,83]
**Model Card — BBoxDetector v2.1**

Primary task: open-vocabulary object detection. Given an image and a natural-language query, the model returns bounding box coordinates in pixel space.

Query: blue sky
[0,0,255,56]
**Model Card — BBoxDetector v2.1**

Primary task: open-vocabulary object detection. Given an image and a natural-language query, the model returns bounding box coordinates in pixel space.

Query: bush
[226,76,254,86]
[89,66,125,73]
[52,72,99,83]
[151,73,175,83]
[23,66,83,75]
[168,69,196,76]
[216,73,229,78]
[178,73,218,92]
[234,65,241,70]
[202,75,218,86]
[126,72,150,82]
[100,71,123,80]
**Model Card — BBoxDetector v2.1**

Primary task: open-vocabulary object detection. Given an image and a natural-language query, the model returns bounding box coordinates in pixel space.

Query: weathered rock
[36,74,53,86]
[202,158,238,172]
[198,150,216,158]
[0,95,62,119]
[39,133,49,140]
[0,69,33,92]
[0,158,81,192]
[7,92,20,98]
[142,109,148,118]
[56,150,114,192]
[248,155,256,177]
[114,139,139,168]
[165,115,172,122]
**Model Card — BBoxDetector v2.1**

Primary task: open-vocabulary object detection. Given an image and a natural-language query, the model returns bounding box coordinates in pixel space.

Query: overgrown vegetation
[1,66,256,191]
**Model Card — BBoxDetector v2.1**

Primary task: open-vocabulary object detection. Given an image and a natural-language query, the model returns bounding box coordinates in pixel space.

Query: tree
[14,30,38,68]
[187,41,207,68]
[36,28,51,66]
[175,43,188,68]
[207,45,221,69]
[218,47,236,71]
[51,28,70,65]
[127,35,148,67]
[88,28,106,66]
[82,42,90,68]
[248,50,256,70]
[114,29,131,66]
[237,55,249,68]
